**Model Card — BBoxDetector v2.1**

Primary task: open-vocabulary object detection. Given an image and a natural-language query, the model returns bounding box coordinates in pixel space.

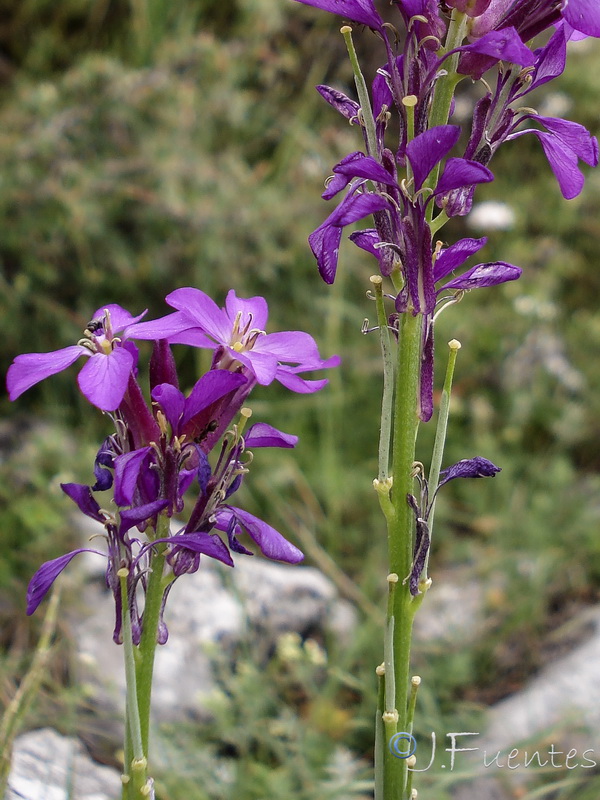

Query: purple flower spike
[438,456,501,488]
[6,304,147,411]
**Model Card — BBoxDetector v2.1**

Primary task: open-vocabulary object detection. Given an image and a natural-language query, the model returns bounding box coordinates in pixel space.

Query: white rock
[5,728,121,800]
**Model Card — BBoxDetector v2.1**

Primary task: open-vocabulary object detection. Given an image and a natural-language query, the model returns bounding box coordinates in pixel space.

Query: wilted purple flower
[405,456,501,594]
[130,288,340,393]
[7,305,147,411]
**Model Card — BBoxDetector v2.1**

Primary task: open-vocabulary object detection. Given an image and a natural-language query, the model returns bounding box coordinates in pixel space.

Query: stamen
[361,319,379,335]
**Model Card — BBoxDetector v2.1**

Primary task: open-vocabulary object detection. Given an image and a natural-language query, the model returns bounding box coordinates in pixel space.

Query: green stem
[342,26,379,159]
[382,310,423,800]
[135,515,171,756]
[371,275,395,482]
[429,10,468,131]
[425,9,468,221]
[426,339,460,546]
[374,664,386,800]
[119,569,145,799]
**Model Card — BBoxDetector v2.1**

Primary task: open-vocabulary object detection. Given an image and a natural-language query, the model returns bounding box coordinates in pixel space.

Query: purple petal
[216,508,304,563]
[458,27,536,68]
[563,0,600,37]
[244,423,298,449]
[7,346,86,401]
[440,261,522,290]
[275,371,329,393]
[127,311,194,341]
[419,325,434,423]
[438,456,501,487]
[293,0,383,30]
[181,370,247,428]
[224,290,269,333]
[114,447,154,506]
[509,128,585,199]
[119,500,170,534]
[316,85,359,121]
[61,482,105,522]
[27,549,101,615]
[309,187,391,283]
[433,238,487,283]
[166,288,231,343]
[534,116,599,166]
[274,354,340,394]
[254,331,321,364]
[409,519,430,597]
[234,350,279,385]
[144,533,235,567]
[77,347,135,411]
[309,223,344,285]
[91,304,147,334]
[406,126,461,192]
[324,152,397,200]
[348,228,389,272]
[371,69,394,118]
[169,533,235,567]
[526,26,567,92]
[434,158,494,196]
[152,383,186,431]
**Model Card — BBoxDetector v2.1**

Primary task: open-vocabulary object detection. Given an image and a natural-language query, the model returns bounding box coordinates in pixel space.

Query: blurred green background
[1,1,600,798]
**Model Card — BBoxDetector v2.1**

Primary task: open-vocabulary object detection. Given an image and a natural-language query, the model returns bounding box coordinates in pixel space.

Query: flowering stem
[383,309,422,799]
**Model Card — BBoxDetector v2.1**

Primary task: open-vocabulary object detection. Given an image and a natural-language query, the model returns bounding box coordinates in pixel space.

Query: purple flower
[506,115,599,199]
[214,507,304,564]
[405,456,501,595]
[438,456,502,487]
[7,304,147,411]
[130,289,340,393]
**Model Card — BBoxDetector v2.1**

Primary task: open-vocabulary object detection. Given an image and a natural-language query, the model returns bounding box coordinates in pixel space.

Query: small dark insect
[86,319,104,334]
[194,419,218,443]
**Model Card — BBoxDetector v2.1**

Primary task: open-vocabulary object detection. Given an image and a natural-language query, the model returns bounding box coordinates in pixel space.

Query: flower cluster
[7,289,339,642]
[295,0,599,419]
